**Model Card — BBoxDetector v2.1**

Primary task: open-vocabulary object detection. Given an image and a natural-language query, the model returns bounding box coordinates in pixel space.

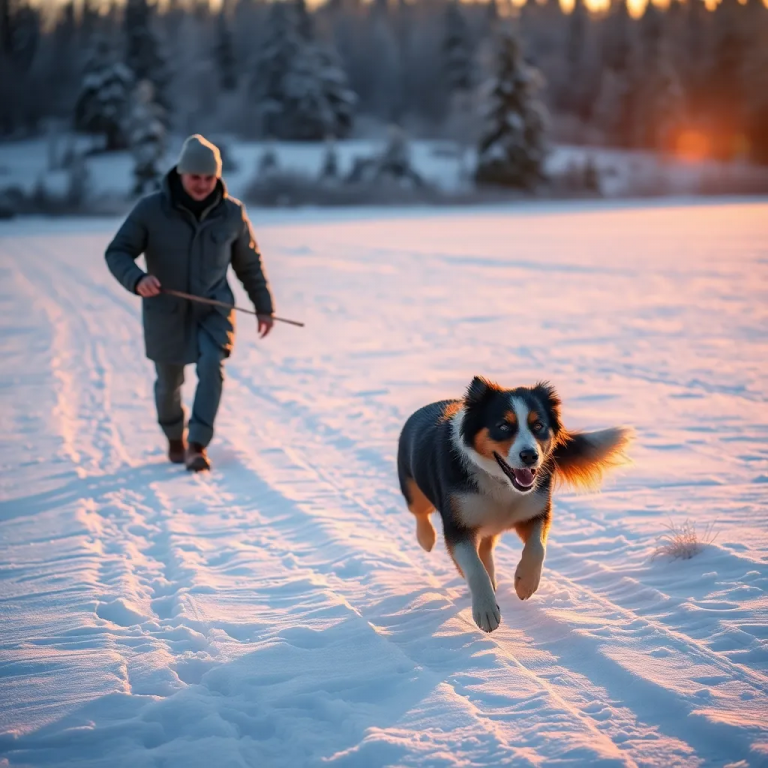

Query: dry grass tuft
[652,519,718,561]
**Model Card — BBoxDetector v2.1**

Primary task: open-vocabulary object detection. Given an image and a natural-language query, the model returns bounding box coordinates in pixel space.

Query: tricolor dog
[397,377,631,633]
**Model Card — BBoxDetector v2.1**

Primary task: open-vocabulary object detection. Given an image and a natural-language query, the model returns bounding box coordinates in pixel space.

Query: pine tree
[592,67,627,145]
[743,2,768,163]
[251,2,302,137]
[647,41,685,153]
[595,0,640,147]
[632,7,684,151]
[602,0,632,72]
[46,2,79,117]
[281,46,335,140]
[251,2,355,140]
[346,124,424,186]
[74,36,135,150]
[214,10,237,92]
[485,0,499,26]
[442,2,473,95]
[0,0,40,134]
[475,25,548,189]
[710,0,750,158]
[319,136,339,181]
[257,143,279,176]
[123,0,171,114]
[294,0,314,42]
[561,0,590,118]
[314,44,357,139]
[639,0,663,63]
[79,0,100,41]
[126,79,166,194]
[376,124,423,186]
[66,151,90,208]
[0,0,38,72]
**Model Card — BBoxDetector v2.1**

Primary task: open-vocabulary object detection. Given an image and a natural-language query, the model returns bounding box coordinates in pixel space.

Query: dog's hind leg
[478,535,498,592]
[404,478,437,552]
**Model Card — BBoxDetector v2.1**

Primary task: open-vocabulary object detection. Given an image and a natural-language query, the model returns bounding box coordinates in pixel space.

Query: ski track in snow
[0,200,767,767]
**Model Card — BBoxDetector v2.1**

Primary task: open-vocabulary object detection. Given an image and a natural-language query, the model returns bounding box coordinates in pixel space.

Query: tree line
[1,0,766,164]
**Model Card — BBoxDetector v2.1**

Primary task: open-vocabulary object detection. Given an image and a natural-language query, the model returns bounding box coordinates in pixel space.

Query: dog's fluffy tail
[552,427,633,491]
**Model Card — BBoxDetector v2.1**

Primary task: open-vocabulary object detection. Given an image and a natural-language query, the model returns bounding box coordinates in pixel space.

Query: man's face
[180,173,217,201]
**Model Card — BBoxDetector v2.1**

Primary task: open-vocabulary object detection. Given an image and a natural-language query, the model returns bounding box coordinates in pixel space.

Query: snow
[1,199,767,767]
[3,134,764,206]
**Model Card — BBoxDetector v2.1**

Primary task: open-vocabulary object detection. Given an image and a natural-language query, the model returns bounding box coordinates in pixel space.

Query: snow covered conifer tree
[280,47,335,140]
[314,44,356,139]
[1,0,39,74]
[126,79,166,195]
[252,3,356,141]
[123,0,170,113]
[475,24,548,189]
[251,2,302,138]
[377,124,424,187]
[294,0,314,42]
[442,2,473,96]
[74,36,135,151]
[0,0,41,134]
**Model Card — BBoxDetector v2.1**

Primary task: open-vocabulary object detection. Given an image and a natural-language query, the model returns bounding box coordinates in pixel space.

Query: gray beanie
[177,134,222,177]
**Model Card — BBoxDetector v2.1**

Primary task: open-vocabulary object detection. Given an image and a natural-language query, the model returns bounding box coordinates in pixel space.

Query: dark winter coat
[105,169,274,364]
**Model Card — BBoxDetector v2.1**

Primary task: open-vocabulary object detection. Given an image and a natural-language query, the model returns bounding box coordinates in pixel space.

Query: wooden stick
[161,288,305,327]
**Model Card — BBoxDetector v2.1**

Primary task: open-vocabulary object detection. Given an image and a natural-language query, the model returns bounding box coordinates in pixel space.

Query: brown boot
[185,442,211,472]
[168,437,186,464]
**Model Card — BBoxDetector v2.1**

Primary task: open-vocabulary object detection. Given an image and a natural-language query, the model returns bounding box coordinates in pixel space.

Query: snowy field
[0,199,767,767]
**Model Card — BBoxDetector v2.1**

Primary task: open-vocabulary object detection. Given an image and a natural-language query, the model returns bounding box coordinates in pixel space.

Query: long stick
[161,288,305,327]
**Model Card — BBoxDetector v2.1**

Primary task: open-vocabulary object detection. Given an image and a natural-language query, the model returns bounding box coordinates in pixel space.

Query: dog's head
[457,376,562,494]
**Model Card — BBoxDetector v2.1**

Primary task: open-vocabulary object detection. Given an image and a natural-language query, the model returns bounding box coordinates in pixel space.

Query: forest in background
[0,0,767,215]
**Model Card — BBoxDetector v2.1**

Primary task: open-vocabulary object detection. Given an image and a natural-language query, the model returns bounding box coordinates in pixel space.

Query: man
[106,134,275,472]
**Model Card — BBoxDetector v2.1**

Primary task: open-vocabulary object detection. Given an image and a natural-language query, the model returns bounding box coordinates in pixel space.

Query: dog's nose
[519,448,538,466]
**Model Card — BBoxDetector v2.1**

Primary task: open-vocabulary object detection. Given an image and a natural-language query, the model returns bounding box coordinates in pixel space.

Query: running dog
[397,376,632,633]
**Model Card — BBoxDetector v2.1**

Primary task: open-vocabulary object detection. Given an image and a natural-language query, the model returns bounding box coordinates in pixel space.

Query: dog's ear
[464,376,497,409]
[532,381,563,435]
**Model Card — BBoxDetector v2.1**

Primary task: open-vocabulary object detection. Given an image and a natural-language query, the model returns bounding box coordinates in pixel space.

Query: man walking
[106,134,275,472]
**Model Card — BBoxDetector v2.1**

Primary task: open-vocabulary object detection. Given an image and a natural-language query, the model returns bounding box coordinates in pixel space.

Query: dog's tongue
[513,468,535,487]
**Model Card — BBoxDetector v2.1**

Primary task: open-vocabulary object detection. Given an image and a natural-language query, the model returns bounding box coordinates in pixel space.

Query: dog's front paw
[472,591,501,633]
[515,546,544,601]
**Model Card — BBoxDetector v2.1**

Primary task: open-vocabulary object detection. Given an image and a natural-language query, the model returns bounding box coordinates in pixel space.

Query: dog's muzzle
[493,452,537,492]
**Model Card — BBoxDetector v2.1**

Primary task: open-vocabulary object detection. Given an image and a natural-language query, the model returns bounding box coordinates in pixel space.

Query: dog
[397,376,632,633]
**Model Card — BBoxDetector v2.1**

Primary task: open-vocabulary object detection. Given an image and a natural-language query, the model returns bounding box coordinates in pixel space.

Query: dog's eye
[497,422,511,433]
[532,422,544,433]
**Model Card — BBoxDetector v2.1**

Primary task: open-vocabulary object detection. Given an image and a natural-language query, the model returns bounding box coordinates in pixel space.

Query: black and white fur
[397,376,632,633]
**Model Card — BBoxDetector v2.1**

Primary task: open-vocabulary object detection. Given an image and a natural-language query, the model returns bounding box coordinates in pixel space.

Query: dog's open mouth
[493,452,537,492]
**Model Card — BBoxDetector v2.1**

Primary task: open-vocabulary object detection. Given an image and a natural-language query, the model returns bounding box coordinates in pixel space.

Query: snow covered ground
[0,199,767,767]
[2,133,763,206]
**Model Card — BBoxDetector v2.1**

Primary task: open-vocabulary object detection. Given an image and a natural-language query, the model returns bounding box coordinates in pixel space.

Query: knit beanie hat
[177,134,222,177]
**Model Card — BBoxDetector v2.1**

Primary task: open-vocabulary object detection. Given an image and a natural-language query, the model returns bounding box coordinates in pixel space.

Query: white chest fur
[454,474,547,537]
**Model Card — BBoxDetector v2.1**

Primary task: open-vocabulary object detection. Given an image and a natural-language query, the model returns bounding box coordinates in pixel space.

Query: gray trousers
[154,328,226,448]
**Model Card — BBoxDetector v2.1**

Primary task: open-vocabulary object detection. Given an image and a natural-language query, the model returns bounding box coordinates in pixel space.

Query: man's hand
[257,314,274,339]
[136,275,162,297]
